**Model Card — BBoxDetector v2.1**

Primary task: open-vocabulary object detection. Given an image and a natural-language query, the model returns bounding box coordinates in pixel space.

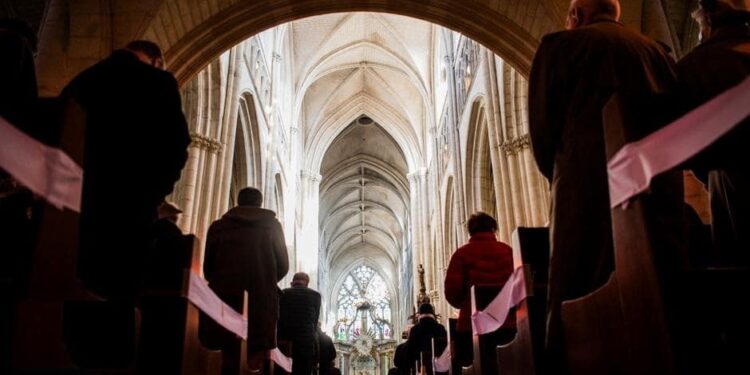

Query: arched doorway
[139,0,567,84]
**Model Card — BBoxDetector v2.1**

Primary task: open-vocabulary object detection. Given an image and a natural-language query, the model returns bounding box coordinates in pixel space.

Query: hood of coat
[222,206,278,226]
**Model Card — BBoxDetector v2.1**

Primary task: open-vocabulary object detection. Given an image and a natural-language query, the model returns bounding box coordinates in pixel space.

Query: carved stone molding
[500,134,530,155]
[190,132,223,154]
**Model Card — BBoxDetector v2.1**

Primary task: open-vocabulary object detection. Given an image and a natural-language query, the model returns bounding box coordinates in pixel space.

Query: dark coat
[677,13,750,265]
[406,315,447,372]
[317,329,336,375]
[0,27,36,130]
[528,19,677,350]
[392,342,410,375]
[203,206,289,351]
[279,285,321,375]
[61,49,190,299]
[444,232,514,331]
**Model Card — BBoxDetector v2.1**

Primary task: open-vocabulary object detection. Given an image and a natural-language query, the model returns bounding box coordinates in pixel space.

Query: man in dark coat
[444,212,515,367]
[203,187,289,374]
[279,272,322,375]
[406,303,447,375]
[528,0,679,370]
[60,40,190,300]
[677,0,750,266]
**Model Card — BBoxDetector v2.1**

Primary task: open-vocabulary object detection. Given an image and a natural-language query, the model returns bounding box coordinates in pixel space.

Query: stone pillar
[216,45,244,215]
[299,169,321,288]
[407,171,423,303]
[491,57,517,242]
[485,52,513,242]
[441,29,467,240]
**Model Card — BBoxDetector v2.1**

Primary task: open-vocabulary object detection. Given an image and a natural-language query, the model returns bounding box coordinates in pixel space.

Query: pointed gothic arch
[465,100,498,219]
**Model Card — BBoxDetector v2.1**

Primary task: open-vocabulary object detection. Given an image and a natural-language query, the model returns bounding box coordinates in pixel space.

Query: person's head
[566,0,621,30]
[0,18,38,53]
[418,303,435,317]
[693,0,750,41]
[466,212,498,235]
[237,187,263,207]
[291,272,310,287]
[125,40,165,70]
[158,201,182,224]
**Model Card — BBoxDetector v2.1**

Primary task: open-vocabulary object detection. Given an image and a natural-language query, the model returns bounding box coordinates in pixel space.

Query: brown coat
[677,15,750,265]
[204,206,289,351]
[528,19,677,351]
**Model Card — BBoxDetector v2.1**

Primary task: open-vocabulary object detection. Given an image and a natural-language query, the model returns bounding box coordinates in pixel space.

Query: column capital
[300,169,322,183]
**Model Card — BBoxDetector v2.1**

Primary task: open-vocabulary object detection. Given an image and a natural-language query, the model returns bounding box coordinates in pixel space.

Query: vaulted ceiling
[292,13,432,295]
[294,13,434,172]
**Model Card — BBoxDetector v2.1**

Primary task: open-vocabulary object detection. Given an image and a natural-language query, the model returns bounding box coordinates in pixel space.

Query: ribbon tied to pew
[607,76,750,209]
[470,266,528,335]
[187,272,292,372]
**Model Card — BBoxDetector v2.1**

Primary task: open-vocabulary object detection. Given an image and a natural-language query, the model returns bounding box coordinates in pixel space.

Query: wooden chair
[496,227,550,375]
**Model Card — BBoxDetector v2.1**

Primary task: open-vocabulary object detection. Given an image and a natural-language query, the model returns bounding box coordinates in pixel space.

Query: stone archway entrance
[139,0,567,84]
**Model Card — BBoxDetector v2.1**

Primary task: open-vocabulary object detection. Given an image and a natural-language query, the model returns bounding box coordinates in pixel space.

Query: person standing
[677,0,750,266]
[203,187,289,374]
[444,212,515,368]
[278,272,322,375]
[528,0,679,369]
[406,303,447,375]
[60,40,191,300]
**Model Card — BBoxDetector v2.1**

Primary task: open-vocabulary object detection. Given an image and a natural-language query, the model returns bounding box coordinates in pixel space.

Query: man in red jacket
[444,212,515,368]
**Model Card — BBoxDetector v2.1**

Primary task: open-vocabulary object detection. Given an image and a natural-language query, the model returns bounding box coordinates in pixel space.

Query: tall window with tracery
[335,265,393,341]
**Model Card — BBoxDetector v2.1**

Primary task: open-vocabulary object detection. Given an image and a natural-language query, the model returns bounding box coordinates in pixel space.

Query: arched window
[334,265,392,341]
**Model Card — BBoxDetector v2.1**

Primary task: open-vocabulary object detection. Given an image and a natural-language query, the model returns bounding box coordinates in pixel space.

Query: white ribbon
[470,266,527,335]
[608,76,750,208]
[0,116,83,212]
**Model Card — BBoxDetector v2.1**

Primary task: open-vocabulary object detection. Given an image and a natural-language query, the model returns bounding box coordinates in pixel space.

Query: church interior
[1,0,748,374]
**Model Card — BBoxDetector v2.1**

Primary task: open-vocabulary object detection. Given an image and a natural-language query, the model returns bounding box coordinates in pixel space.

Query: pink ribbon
[0,116,83,212]
[470,266,527,335]
[187,272,248,339]
[187,273,293,370]
[608,76,750,208]
[270,348,293,372]
[433,346,451,373]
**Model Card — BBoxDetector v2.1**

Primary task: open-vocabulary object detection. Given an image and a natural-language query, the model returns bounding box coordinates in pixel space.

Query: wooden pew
[559,92,684,375]
[447,318,459,375]
[11,202,138,373]
[496,227,550,375]
[137,234,222,375]
[461,286,515,375]
[560,93,750,374]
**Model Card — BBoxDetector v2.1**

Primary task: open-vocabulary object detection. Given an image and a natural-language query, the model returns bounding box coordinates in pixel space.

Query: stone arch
[465,100,498,218]
[305,95,423,172]
[141,1,563,85]
[231,92,263,197]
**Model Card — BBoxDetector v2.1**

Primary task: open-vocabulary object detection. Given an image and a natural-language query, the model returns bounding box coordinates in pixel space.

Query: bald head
[566,0,621,29]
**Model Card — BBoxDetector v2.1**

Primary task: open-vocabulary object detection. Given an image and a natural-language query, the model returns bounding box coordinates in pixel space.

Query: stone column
[216,45,244,215]
[485,51,513,242]
[441,29,467,240]
[407,171,423,303]
[299,169,321,288]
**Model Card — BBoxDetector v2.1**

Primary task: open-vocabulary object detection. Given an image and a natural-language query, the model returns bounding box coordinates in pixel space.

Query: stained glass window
[335,265,393,341]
